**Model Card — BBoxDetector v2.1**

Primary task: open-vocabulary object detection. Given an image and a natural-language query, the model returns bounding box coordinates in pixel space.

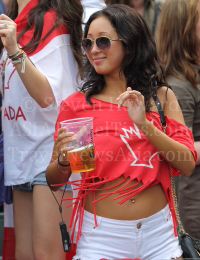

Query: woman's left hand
[0,14,20,56]
[117,87,147,128]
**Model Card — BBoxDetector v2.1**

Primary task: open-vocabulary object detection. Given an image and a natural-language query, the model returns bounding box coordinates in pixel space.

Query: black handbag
[154,95,200,259]
[169,165,200,259]
[179,232,200,259]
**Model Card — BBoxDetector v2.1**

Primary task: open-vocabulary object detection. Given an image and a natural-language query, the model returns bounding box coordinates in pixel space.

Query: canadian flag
[2,203,76,259]
[2,203,15,260]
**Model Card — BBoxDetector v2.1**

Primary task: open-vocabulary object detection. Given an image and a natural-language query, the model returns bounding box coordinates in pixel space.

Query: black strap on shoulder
[153,95,166,126]
[152,0,160,35]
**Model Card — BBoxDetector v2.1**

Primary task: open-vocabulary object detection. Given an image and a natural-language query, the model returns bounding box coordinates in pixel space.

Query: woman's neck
[102,74,127,98]
[17,0,31,14]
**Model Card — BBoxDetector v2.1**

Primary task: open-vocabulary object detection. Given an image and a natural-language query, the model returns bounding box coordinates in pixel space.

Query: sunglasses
[82,36,122,53]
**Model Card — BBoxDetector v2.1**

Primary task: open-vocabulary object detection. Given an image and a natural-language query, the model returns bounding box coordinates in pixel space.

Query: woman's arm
[117,87,196,176]
[46,143,71,192]
[0,14,54,108]
[46,128,75,191]
[14,57,54,108]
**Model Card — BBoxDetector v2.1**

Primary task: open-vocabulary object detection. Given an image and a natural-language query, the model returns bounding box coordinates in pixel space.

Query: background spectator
[157,0,200,239]
[82,0,106,25]
[3,0,10,10]
[0,0,83,259]
[106,0,165,35]
[0,0,5,136]
[0,0,6,14]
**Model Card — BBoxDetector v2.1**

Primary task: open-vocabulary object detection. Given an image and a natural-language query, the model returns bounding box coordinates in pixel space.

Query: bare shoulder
[157,86,179,107]
[157,86,168,103]
[157,86,185,124]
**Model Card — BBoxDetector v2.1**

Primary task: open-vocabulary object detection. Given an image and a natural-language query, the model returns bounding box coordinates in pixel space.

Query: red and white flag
[2,203,15,260]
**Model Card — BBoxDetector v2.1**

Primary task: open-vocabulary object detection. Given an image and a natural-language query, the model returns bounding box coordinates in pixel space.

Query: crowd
[0,0,199,260]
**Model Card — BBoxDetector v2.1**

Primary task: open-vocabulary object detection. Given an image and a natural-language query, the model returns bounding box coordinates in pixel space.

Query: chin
[94,68,109,75]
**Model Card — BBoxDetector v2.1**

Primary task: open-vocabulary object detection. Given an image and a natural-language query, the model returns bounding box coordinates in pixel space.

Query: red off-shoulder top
[54,92,197,243]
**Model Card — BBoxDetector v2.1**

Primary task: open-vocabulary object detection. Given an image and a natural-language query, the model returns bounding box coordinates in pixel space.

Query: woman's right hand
[0,14,20,56]
[56,127,76,165]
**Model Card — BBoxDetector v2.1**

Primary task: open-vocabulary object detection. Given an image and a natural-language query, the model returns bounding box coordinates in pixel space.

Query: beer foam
[68,144,94,153]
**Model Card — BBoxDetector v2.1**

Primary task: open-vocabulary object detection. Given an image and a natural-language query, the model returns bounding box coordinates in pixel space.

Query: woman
[0,0,83,259]
[157,0,200,239]
[46,5,197,260]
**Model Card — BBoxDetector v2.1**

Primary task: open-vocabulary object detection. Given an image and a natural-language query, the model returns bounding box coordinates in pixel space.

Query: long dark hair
[0,0,83,69]
[157,0,199,88]
[81,5,167,111]
[105,0,132,5]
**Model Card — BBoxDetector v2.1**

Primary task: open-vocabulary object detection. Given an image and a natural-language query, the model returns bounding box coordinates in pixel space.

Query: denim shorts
[73,204,183,260]
[12,171,72,192]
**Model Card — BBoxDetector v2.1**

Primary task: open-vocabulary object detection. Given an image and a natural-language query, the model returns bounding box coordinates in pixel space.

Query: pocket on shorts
[77,219,97,236]
[144,207,172,232]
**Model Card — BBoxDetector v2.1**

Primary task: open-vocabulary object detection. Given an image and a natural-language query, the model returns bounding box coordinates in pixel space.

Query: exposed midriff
[84,176,167,220]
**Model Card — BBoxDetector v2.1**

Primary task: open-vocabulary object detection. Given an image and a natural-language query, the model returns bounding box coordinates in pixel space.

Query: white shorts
[73,204,182,260]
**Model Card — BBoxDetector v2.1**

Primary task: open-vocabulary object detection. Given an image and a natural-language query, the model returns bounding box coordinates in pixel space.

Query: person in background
[82,0,106,25]
[0,0,83,260]
[0,0,6,14]
[0,0,5,133]
[3,0,10,10]
[47,5,197,260]
[157,0,200,239]
[106,0,165,35]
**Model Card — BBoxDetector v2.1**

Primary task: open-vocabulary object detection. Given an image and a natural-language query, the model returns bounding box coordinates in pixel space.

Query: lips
[93,57,106,63]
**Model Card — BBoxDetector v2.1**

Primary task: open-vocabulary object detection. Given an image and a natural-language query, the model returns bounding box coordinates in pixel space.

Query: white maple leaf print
[120,120,159,168]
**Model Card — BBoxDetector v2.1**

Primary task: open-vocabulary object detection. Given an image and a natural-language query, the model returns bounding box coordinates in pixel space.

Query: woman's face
[86,16,125,77]
[131,0,145,8]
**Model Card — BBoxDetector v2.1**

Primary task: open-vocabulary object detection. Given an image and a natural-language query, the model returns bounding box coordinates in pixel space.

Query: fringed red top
[54,92,197,243]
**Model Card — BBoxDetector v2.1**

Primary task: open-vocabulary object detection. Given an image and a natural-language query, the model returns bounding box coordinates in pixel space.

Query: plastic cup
[60,117,96,173]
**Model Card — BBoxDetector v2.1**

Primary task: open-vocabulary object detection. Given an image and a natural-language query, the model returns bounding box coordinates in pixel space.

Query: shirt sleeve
[165,116,198,176]
[30,34,78,108]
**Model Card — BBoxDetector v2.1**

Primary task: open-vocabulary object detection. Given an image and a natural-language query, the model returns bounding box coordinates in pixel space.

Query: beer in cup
[60,117,95,173]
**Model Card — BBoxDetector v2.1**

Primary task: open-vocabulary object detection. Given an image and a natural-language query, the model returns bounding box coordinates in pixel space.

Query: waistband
[83,204,171,231]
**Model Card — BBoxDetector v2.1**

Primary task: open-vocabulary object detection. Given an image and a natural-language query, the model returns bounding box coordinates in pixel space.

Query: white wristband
[12,52,27,73]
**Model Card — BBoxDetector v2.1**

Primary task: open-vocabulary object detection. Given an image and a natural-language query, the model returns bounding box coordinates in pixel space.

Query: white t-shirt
[82,0,106,24]
[0,0,106,186]
[0,26,79,186]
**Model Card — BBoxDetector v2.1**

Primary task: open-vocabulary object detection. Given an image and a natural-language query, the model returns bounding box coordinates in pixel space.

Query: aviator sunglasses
[82,36,122,53]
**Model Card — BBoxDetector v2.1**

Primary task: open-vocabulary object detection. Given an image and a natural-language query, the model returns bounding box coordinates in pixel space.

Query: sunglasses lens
[96,37,110,52]
[82,39,92,52]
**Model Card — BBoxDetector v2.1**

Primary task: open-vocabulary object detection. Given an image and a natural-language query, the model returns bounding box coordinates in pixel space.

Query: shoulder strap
[153,95,186,234]
[153,95,166,126]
